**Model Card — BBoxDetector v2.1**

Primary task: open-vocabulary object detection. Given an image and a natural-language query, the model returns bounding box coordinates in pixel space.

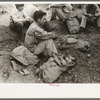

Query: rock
[2,70,9,79]
[88,62,91,64]
[75,74,77,77]
[87,54,91,57]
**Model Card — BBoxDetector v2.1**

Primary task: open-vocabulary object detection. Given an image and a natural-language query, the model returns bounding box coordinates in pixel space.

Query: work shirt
[83,4,100,15]
[24,22,52,49]
[10,7,29,23]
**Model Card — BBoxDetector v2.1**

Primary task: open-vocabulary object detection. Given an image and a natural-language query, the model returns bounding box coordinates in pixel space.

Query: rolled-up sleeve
[35,27,52,40]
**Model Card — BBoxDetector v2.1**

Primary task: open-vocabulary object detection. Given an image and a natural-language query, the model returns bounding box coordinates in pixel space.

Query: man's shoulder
[30,22,38,28]
[11,8,17,12]
[10,7,17,15]
[27,22,38,32]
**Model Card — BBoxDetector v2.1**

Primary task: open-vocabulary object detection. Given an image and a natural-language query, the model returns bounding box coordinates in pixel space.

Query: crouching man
[10,4,32,43]
[80,4,100,32]
[24,10,58,56]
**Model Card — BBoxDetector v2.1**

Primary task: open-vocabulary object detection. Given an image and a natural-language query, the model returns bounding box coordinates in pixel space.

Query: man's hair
[15,4,24,9]
[34,10,46,22]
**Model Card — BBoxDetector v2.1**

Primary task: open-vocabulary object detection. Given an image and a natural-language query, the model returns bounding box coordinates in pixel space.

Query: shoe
[17,69,30,76]
[17,70,25,76]
[11,60,18,71]
[22,68,30,75]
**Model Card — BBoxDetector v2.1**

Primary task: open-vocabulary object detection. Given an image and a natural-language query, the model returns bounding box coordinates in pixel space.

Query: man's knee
[16,22,23,27]
[16,22,24,32]
[82,15,87,20]
[10,22,23,32]
[47,39,53,43]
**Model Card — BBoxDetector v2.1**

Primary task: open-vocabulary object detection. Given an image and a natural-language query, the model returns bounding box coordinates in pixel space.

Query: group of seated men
[10,4,100,57]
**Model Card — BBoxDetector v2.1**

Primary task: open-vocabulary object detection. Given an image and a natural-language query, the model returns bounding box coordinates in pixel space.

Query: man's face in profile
[17,5,24,11]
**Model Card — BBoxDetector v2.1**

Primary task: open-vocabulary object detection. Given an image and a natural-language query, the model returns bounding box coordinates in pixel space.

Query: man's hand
[21,19,28,23]
[88,14,93,17]
[26,17,30,21]
[84,13,93,18]
[25,17,34,23]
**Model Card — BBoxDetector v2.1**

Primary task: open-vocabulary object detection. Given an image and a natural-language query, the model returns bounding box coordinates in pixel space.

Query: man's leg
[55,8,67,21]
[46,39,58,56]
[51,8,66,21]
[80,15,87,29]
[10,22,24,42]
[17,22,24,43]
[34,41,46,55]
[34,39,58,56]
[22,21,31,42]
[97,16,100,27]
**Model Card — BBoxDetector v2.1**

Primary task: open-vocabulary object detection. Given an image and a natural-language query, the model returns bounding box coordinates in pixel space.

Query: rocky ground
[0,4,100,83]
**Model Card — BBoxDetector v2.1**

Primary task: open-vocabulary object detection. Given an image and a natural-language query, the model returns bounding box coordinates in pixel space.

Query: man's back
[24,4,39,19]
[25,22,38,48]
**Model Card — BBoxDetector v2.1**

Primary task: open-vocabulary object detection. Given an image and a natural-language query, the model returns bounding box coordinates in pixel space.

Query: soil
[0,4,100,83]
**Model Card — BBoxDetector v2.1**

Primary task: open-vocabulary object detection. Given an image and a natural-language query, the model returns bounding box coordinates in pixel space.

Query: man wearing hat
[24,10,58,56]
[10,4,32,43]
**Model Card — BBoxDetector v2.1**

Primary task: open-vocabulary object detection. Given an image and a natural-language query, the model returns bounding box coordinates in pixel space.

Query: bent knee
[48,39,53,42]
[16,22,23,27]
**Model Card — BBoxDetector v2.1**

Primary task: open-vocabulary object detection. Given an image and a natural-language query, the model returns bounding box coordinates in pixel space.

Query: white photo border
[0,1,100,98]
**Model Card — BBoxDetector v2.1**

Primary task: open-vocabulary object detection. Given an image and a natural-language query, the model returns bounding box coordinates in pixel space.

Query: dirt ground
[0,4,100,83]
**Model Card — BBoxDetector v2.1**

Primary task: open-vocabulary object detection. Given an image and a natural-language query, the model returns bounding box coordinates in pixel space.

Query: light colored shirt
[24,4,39,19]
[25,22,52,48]
[10,7,28,22]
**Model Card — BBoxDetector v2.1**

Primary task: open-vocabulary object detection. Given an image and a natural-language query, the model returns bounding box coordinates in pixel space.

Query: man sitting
[10,4,32,43]
[80,4,100,32]
[49,4,73,22]
[24,10,58,56]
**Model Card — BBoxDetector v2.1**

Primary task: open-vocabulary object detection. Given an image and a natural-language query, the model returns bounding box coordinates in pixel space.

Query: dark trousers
[51,8,70,21]
[10,21,31,42]
[80,15,100,28]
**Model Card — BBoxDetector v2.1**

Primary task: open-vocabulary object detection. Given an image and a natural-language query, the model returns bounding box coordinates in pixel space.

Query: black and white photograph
[0,2,100,84]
